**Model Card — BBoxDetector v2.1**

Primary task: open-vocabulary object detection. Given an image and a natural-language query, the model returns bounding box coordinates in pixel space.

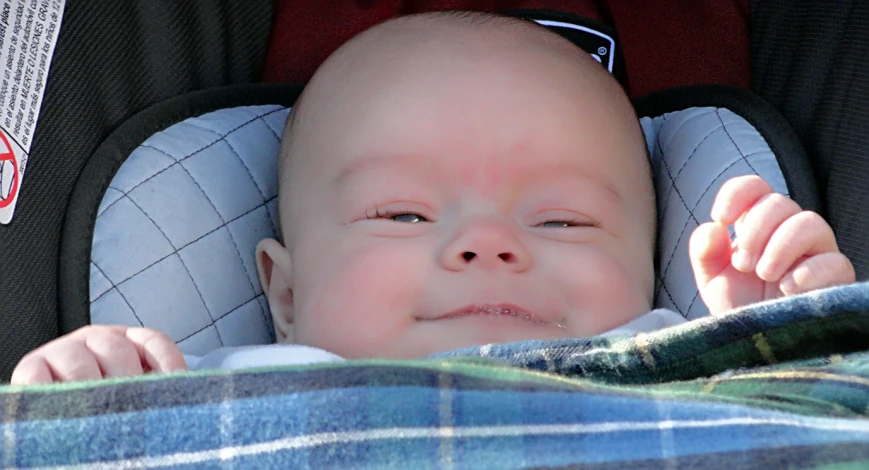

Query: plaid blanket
[3,284,869,469]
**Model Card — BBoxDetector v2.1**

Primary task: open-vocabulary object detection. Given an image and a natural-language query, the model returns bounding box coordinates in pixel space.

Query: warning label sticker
[0,0,65,224]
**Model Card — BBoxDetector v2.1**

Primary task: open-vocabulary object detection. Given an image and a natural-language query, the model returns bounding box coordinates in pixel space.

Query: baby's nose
[440,220,532,272]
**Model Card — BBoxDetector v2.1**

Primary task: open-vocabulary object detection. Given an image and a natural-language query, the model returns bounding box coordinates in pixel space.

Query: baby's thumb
[689,222,733,290]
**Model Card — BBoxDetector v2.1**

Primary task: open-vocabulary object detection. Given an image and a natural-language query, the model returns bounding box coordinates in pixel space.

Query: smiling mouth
[425,304,567,329]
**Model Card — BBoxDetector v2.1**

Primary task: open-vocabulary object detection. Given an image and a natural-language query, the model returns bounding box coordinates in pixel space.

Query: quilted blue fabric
[643,108,788,319]
[90,105,286,355]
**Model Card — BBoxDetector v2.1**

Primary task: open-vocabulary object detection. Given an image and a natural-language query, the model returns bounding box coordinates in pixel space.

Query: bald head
[282,11,600,160]
[287,11,621,134]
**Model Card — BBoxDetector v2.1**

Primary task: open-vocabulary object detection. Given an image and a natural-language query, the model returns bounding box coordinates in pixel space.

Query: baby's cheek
[293,241,427,357]
[554,248,650,335]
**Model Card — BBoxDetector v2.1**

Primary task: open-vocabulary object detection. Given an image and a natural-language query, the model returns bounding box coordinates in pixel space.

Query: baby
[11,11,855,385]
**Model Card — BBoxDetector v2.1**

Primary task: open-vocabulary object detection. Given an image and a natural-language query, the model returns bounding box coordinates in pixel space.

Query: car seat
[1,0,865,382]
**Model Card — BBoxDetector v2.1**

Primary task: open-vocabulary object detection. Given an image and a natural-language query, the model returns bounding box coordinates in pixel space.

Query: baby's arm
[689,175,855,315]
[11,325,186,385]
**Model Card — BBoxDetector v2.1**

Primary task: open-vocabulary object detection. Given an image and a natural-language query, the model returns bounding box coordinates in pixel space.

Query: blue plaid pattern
[3,283,869,469]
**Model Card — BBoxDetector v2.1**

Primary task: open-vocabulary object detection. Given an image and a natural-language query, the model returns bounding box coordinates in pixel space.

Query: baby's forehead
[294,36,621,142]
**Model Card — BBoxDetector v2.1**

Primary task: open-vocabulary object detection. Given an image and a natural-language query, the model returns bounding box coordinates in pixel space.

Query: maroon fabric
[608,0,751,97]
[261,0,749,98]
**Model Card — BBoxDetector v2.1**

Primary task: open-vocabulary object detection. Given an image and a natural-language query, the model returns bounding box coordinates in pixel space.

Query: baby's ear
[255,238,295,344]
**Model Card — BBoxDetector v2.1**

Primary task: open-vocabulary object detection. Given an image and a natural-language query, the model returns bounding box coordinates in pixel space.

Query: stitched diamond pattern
[90,105,286,355]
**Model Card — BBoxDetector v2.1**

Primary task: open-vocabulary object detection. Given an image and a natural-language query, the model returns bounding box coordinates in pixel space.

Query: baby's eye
[541,221,571,228]
[391,213,428,223]
[366,207,431,223]
[537,218,600,228]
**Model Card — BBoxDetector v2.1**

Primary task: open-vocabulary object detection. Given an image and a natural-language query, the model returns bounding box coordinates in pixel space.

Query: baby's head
[256,11,656,358]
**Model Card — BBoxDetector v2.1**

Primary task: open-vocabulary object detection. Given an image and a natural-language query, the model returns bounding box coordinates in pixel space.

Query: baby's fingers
[780,252,855,296]
[85,328,145,379]
[10,355,55,385]
[10,330,107,385]
[711,175,774,225]
[125,327,187,373]
[42,343,106,382]
[689,221,733,290]
[13,340,107,384]
[755,211,838,282]
[730,192,801,273]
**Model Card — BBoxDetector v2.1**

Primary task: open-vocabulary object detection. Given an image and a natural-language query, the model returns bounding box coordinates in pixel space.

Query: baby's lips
[419,302,565,327]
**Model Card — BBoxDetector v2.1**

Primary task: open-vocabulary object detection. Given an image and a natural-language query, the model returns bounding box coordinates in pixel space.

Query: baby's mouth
[423,304,567,329]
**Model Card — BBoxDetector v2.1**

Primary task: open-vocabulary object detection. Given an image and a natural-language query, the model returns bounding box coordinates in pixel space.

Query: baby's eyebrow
[333,155,412,187]
[526,165,623,202]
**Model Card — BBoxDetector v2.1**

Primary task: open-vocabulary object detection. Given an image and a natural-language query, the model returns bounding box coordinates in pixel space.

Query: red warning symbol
[0,131,17,209]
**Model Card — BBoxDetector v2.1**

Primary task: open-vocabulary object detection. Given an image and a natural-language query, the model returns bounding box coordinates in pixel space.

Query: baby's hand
[11,325,186,385]
[689,175,855,315]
